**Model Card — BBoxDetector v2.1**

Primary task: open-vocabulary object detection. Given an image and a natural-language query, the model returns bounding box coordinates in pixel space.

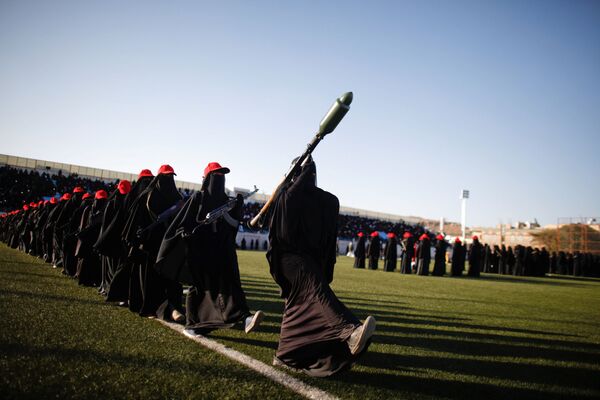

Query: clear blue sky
[1,0,599,227]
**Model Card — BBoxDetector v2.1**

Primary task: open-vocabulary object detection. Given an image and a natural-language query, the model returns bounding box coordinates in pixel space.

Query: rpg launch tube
[318,92,353,136]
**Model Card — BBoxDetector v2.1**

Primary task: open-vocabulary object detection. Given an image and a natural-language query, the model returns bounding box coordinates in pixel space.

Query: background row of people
[348,232,600,278]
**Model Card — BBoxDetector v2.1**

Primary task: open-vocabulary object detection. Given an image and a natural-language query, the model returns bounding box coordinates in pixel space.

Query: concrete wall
[1,153,205,191]
[470,228,538,247]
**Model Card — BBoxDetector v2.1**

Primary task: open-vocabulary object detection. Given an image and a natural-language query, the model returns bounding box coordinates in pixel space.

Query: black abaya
[156,173,252,333]
[266,162,366,377]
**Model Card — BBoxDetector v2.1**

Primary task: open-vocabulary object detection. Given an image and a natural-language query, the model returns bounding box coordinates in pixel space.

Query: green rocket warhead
[318,92,353,136]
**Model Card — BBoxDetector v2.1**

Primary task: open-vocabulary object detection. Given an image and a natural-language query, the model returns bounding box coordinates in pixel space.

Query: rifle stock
[249,176,285,228]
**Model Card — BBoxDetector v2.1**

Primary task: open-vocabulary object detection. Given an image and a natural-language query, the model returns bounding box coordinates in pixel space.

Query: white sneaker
[171,309,185,323]
[272,357,299,372]
[244,310,264,333]
[183,328,200,338]
[347,316,376,355]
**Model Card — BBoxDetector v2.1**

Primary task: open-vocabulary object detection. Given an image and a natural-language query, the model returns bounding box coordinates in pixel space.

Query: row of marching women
[350,232,600,278]
[0,160,376,377]
[352,231,468,276]
[0,166,253,323]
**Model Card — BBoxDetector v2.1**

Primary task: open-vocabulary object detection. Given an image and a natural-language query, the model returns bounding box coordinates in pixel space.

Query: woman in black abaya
[267,159,375,377]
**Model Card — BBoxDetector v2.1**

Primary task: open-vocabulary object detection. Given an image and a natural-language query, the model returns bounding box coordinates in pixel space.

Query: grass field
[1,243,599,399]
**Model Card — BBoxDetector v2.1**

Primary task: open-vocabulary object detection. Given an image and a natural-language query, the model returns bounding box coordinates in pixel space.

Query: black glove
[229,194,244,221]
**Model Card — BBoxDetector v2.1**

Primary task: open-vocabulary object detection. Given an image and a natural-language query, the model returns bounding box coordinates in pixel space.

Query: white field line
[156,319,339,400]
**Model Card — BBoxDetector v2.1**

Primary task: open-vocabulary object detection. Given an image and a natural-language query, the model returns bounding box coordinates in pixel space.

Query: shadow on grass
[474,274,591,288]
[374,328,600,364]
[545,274,600,283]
[0,340,282,399]
[0,288,107,307]
[359,350,600,390]
[329,367,596,400]
[373,313,581,338]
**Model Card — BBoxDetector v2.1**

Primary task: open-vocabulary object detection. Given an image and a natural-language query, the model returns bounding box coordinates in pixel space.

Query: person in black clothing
[266,158,375,377]
[383,232,397,272]
[75,190,108,286]
[432,234,447,276]
[549,251,558,274]
[19,203,36,254]
[65,192,93,271]
[353,232,366,269]
[94,180,132,298]
[556,251,567,275]
[109,169,156,307]
[416,234,431,275]
[122,165,184,321]
[41,197,59,262]
[497,245,507,275]
[506,246,515,275]
[483,244,491,273]
[513,245,525,276]
[400,232,414,274]
[451,238,464,276]
[573,251,582,276]
[55,187,86,276]
[523,246,534,276]
[468,236,482,277]
[31,200,47,258]
[156,162,263,335]
[367,231,380,270]
[51,193,71,267]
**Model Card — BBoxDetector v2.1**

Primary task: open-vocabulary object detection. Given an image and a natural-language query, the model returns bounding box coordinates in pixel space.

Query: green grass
[1,244,600,399]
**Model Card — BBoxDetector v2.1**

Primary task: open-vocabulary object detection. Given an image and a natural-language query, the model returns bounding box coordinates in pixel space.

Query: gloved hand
[229,194,244,221]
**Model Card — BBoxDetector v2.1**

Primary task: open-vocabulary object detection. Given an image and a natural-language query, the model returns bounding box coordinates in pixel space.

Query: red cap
[472,235,479,240]
[82,193,92,200]
[37,200,44,206]
[370,231,379,238]
[403,232,412,239]
[357,232,364,238]
[73,186,85,193]
[420,234,429,240]
[44,200,49,205]
[95,190,108,200]
[203,162,230,178]
[387,232,396,238]
[23,204,29,211]
[138,169,154,178]
[30,202,37,207]
[61,193,72,201]
[455,237,462,243]
[118,180,131,195]
[157,165,176,175]
[50,197,58,204]
[436,234,444,240]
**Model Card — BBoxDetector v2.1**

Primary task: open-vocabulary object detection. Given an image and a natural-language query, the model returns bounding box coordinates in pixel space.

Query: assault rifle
[136,199,186,240]
[180,186,259,237]
[249,92,353,228]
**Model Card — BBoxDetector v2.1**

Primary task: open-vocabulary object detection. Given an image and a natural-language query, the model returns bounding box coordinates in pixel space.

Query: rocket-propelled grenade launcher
[249,91,353,228]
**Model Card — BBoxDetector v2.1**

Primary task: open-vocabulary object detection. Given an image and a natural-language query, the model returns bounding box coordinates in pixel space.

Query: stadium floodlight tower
[460,189,470,241]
